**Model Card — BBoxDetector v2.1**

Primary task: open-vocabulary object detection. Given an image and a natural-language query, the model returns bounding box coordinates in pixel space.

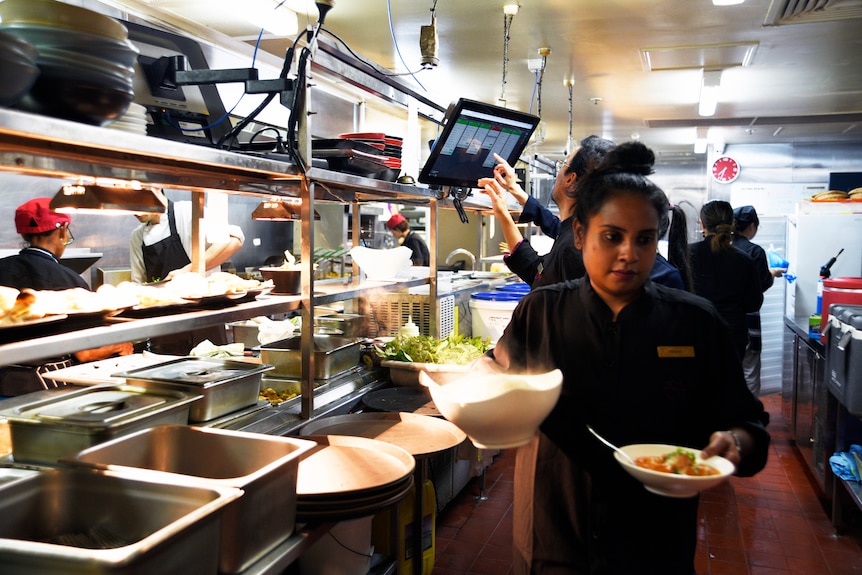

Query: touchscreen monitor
[418,99,541,188]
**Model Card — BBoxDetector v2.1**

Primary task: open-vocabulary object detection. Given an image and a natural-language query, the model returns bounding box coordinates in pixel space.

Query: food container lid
[112,357,273,387]
[496,283,530,293]
[823,277,862,289]
[2,384,200,429]
[470,291,524,301]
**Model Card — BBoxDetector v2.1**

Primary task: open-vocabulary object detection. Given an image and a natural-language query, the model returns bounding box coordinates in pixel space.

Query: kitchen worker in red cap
[386,212,430,266]
[0,197,88,290]
[0,197,133,396]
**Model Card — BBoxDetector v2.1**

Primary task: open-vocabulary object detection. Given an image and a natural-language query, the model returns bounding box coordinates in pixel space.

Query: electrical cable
[387,0,427,92]
[326,531,374,558]
[321,28,427,77]
[216,27,303,150]
[164,25,270,135]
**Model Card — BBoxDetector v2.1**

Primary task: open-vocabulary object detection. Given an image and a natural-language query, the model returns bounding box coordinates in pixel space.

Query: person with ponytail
[478,142,769,574]
[689,200,763,358]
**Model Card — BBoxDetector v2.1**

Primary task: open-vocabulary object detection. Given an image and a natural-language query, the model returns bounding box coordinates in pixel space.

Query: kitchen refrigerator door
[785,210,862,319]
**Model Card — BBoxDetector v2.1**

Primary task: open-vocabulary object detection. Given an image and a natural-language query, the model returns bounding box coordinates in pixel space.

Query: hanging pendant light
[252,198,320,220]
[50,178,166,214]
[498,3,519,108]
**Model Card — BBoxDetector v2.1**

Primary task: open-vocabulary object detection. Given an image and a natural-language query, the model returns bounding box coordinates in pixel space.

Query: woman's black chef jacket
[0,247,89,291]
[504,215,586,287]
[492,278,770,574]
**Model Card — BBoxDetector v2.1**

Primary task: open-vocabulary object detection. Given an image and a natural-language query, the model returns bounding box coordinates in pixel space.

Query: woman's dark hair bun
[603,141,655,176]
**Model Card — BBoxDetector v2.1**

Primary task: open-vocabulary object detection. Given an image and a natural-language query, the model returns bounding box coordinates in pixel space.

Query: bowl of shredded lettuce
[378,334,491,387]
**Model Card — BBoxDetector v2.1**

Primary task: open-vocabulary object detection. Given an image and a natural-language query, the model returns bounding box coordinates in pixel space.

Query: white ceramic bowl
[418,369,562,449]
[614,443,735,498]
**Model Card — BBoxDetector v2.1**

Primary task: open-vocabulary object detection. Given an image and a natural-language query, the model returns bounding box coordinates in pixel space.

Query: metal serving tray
[1,384,199,464]
[62,425,316,574]
[260,335,360,380]
[112,357,273,423]
[0,467,241,575]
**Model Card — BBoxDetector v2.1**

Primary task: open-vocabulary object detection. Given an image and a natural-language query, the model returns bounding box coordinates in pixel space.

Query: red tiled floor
[433,393,862,574]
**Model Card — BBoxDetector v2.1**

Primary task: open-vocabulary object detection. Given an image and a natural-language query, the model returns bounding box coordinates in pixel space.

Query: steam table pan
[0,384,199,464]
[112,357,273,422]
[62,425,316,574]
[0,467,240,575]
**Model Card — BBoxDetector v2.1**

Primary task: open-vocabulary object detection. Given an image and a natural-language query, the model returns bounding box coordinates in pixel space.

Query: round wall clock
[711,156,740,184]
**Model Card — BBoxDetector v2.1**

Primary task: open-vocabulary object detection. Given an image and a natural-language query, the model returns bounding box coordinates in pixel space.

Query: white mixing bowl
[418,369,562,449]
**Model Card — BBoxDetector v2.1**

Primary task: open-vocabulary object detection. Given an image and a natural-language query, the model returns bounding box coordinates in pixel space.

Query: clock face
[712,156,740,184]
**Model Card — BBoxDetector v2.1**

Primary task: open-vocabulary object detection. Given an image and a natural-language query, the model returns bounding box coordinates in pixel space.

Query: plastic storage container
[820,277,862,343]
[469,291,524,343]
[826,304,862,416]
[372,479,436,575]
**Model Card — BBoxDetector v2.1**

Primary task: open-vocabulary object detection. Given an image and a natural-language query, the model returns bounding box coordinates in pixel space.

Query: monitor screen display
[418,99,541,188]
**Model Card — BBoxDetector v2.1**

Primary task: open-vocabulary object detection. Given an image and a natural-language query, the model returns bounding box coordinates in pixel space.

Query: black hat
[733,205,759,228]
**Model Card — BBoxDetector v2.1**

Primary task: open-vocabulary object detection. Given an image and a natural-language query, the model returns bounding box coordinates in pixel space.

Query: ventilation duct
[764,0,862,25]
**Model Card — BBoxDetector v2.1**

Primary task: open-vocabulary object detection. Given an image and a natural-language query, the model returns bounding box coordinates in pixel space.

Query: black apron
[142,200,191,284]
[141,200,227,355]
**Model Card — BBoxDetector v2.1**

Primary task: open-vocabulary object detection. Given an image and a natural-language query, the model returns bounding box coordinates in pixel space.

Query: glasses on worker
[63,224,74,246]
[556,160,571,173]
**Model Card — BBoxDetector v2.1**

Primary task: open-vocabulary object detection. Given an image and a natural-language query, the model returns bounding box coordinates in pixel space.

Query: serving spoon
[586,424,635,465]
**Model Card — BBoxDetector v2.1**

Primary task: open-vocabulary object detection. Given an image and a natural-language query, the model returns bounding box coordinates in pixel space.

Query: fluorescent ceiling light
[503,3,519,15]
[712,0,744,5]
[698,70,722,117]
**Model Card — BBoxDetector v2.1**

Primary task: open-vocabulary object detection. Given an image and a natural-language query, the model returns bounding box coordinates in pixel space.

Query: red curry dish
[634,448,720,477]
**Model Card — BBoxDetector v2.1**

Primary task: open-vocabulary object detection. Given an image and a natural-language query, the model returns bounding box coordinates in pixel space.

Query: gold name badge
[657,346,695,358]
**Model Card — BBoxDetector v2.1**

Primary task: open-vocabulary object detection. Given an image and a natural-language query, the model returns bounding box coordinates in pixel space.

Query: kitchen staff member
[0,197,88,291]
[732,205,781,396]
[0,198,132,396]
[386,213,429,266]
[129,190,245,284]
[479,142,770,574]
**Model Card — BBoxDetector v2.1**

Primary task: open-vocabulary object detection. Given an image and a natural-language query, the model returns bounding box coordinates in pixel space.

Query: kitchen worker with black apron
[130,196,244,354]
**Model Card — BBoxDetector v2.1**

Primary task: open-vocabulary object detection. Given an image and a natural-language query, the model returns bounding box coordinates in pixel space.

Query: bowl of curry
[615,444,735,498]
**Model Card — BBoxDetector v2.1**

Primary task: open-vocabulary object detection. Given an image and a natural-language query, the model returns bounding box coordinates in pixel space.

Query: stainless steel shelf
[0,108,438,202]
[0,278,431,367]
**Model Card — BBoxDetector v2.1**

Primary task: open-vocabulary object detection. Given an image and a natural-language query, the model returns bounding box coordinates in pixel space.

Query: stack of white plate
[107,102,148,135]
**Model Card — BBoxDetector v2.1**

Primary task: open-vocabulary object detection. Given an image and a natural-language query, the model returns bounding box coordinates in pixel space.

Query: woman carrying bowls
[480,141,770,574]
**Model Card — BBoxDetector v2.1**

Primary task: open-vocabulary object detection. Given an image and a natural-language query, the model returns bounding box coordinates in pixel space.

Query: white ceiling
[110,0,862,164]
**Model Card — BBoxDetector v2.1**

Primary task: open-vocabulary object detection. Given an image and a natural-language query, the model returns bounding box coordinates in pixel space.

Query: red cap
[386,213,407,229]
[15,197,71,235]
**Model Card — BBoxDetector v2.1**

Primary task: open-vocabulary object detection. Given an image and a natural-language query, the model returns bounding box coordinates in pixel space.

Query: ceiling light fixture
[244,0,299,36]
[50,179,166,215]
[565,77,575,154]
[712,0,744,5]
[252,199,320,220]
[694,126,709,154]
[698,70,722,117]
[498,3,518,107]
